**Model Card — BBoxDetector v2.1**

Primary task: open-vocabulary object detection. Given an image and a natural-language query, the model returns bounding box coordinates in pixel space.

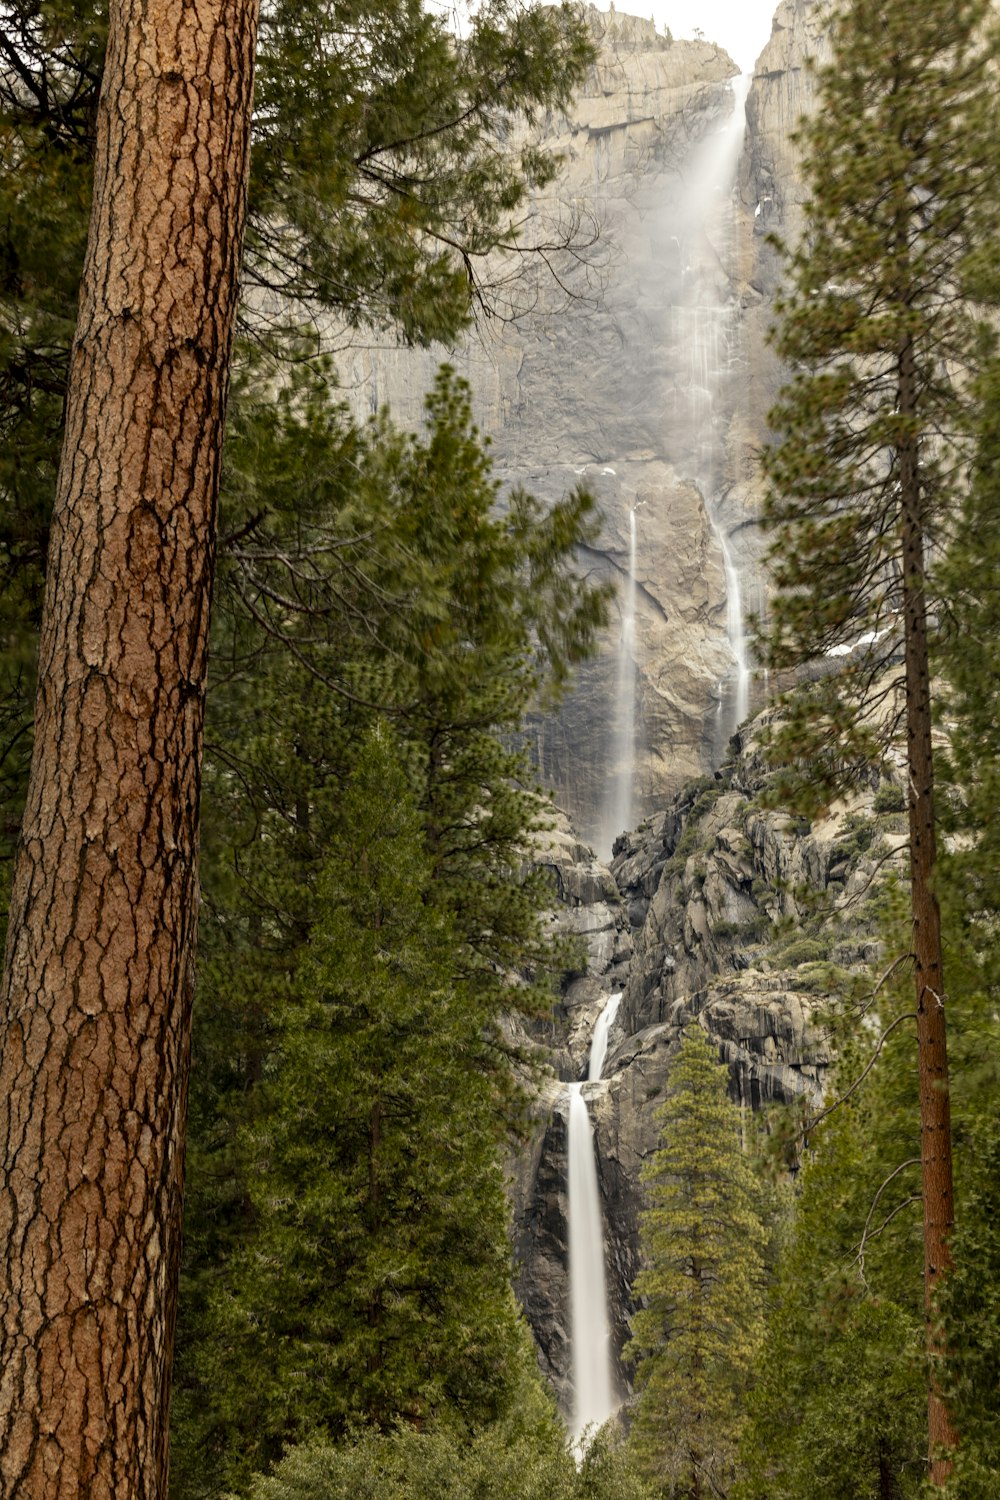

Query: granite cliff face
[513,703,909,1416]
[324,0,842,1420]
[497,1,846,1419]
[339,9,824,853]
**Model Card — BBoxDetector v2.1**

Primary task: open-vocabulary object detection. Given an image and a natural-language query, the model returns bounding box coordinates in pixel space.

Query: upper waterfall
[336,18,769,845]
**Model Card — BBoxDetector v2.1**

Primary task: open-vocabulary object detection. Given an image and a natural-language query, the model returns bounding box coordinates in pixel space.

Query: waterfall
[670,75,752,739]
[588,991,622,1083]
[718,524,750,727]
[600,514,638,858]
[568,993,622,1450]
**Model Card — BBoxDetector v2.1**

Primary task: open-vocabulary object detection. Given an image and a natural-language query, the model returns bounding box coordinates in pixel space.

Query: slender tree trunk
[0,1,259,1494]
[898,333,958,1486]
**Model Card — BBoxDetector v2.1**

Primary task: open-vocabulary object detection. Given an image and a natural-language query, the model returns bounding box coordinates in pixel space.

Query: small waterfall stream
[601,512,638,857]
[567,993,622,1449]
[717,524,750,728]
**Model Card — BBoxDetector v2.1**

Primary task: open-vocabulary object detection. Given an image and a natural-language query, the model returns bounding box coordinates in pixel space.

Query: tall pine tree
[628,1026,765,1499]
[170,368,610,1492]
[173,729,526,1495]
[758,0,1000,1474]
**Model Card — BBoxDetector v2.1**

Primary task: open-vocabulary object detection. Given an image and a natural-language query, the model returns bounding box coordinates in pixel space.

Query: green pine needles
[169,367,611,1495]
[629,1026,766,1499]
[758,0,1000,807]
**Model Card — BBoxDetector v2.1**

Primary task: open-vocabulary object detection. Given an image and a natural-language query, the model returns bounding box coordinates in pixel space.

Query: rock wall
[473,0,840,1422]
[512,702,909,1418]
[335,9,831,853]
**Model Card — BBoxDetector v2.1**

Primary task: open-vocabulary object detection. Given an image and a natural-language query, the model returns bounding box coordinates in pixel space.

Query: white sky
[640,0,778,73]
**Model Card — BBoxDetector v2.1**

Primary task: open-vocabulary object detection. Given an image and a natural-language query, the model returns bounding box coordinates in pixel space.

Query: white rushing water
[718,524,750,727]
[670,75,752,738]
[568,993,622,1450]
[588,992,622,1083]
[600,515,638,858]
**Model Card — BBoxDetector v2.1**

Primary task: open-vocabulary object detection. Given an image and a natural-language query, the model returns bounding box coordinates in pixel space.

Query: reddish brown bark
[0,0,259,1494]
[898,333,958,1486]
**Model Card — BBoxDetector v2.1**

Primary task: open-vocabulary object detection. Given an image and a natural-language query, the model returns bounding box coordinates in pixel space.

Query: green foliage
[873,783,906,815]
[171,370,610,1493]
[756,0,1000,809]
[708,914,770,944]
[203,362,610,1012]
[934,341,1000,1493]
[245,0,595,344]
[834,812,877,860]
[737,976,927,1499]
[772,935,828,968]
[791,960,852,996]
[237,1395,652,1500]
[173,731,526,1492]
[662,788,722,876]
[936,341,1000,1010]
[937,1114,1000,1498]
[628,1026,766,1497]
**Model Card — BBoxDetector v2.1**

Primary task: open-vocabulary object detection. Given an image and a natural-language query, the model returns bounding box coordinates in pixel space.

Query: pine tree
[758,0,1000,1475]
[170,370,610,1490]
[737,989,928,1500]
[172,728,528,1494]
[932,334,1000,1500]
[628,1026,766,1499]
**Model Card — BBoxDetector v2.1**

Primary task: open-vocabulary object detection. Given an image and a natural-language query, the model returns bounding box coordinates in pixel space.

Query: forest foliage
[2,0,1000,1494]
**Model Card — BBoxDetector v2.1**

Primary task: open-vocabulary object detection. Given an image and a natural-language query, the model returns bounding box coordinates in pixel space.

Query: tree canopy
[629,1025,766,1499]
[756,0,1000,1475]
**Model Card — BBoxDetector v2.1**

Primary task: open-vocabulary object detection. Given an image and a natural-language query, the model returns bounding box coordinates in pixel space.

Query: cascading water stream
[600,512,638,858]
[671,75,752,738]
[717,525,750,727]
[567,993,622,1451]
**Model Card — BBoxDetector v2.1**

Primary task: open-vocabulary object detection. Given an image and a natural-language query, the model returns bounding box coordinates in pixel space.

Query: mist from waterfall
[671,75,752,737]
[599,512,638,859]
[568,993,622,1451]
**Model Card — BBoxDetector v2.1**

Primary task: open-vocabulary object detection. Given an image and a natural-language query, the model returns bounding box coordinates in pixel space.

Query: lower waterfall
[567,994,621,1450]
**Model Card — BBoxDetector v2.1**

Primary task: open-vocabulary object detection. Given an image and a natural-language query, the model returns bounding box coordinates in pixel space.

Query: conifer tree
[170,369,610,1490]
[738,991,927,1500]
[933,339,1000,1500]
[628,1026,765,1499]
[0,0,260,1490]
[173,728,527,1495]
[758,0,1000,1475]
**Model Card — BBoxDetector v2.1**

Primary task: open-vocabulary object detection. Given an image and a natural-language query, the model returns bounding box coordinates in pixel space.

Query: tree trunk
[898,332,958,1486]
[0,1,259,1494]
[878,1436,896,1500]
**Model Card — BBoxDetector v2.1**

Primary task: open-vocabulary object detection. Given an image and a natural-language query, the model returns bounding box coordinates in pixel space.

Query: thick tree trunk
[0,1,259,1494]
[898,334,958,1486]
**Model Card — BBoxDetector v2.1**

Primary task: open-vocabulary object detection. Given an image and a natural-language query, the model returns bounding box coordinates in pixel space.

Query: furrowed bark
[0,1,259,1494]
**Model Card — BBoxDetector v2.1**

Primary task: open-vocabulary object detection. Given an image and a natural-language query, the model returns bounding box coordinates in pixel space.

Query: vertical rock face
[500,7,848,1415]
[337,3,834,854]
[512,704,908,1420]
[335,2,844,1423]
[339,10,791,854]
[737,0,828,471]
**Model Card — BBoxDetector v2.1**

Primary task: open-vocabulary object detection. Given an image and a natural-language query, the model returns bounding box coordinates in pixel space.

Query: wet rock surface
[512,705,907,1417]
[334,8,813,849]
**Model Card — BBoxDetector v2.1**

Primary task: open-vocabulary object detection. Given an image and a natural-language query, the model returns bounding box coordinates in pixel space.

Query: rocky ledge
[510,707,910,1417]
